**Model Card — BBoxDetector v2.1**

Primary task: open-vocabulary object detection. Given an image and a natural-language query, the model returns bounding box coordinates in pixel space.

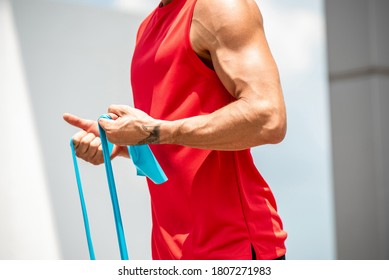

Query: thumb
[98,117,114,131]
[108,113,119,120]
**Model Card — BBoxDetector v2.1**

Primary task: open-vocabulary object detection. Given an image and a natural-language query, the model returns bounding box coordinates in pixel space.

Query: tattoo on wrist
[138,125,160,145]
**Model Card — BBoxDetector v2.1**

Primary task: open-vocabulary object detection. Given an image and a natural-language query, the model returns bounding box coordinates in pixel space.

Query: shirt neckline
[158,0,181,12]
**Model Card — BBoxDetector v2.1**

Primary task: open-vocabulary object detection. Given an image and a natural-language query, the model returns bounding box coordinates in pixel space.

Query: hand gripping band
[70,114,167,260]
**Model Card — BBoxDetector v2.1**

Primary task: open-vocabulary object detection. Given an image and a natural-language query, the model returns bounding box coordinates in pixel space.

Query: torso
[131,0,287,260]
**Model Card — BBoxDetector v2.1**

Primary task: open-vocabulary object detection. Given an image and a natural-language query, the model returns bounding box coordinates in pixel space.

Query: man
[64,0,287,260]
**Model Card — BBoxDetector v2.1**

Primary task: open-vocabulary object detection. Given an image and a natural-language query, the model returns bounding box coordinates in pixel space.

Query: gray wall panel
[326,0,389,259]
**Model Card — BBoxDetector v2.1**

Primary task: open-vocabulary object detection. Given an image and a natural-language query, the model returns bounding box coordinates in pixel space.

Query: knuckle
[108,104,115,112]
[74,130,86,138]
[90,140,100,149]
[72,138,79,147]
[90,143,99,150]
[80,138,89,146]
[80,137,91,146]
[72,132,86,146]
[75,150,81,157]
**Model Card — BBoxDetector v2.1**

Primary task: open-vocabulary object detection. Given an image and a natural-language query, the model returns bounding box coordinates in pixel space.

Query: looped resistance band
[70,114,167,260]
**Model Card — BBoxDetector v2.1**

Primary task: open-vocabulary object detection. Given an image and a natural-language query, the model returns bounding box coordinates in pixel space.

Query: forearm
[158,97,286,151]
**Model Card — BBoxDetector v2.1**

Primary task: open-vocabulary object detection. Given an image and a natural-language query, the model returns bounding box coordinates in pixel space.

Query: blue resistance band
[70,114,167,260]
[70,140,96,260]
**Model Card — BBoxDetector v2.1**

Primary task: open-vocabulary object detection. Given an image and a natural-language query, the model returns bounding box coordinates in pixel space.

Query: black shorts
[251,245,286,260]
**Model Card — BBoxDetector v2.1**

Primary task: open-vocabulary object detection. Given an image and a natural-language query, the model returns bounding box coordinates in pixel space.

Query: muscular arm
[99,0,286,151]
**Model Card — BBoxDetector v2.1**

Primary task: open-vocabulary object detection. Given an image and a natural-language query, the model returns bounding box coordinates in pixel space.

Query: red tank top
[131,0,287,260]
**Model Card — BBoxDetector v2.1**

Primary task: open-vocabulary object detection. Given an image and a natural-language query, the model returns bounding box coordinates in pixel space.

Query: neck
[161,0,173,6]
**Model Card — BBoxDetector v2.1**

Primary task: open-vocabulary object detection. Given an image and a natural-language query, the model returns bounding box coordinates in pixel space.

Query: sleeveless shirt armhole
[183,0,220,80]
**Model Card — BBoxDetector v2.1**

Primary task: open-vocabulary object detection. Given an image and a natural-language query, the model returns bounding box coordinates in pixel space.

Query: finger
[72,130,88,148]
[98,117,114,131]
[107,104,130,117]
[63,113,98,134]
[87,137,101,158]
[110,145,120,160]
[85,137,101,163]
[89,145,104,165]
[76,133,96,156]
[87,145,104,166]
[110,145,129,160]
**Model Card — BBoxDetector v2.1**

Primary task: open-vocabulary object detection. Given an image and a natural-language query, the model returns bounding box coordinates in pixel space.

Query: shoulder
[194,0,263,29]
[193,0,264,48]
[195,0,261,13]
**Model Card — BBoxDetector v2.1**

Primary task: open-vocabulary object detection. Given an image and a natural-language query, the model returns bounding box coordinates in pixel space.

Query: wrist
[159,119,181,145]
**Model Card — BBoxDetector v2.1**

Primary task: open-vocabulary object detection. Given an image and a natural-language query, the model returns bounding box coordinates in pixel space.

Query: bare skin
[64,0,286,164]
[161,0,173,5]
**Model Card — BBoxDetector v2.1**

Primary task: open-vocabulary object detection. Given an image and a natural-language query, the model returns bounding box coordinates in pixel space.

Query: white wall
[0,0,60,259]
